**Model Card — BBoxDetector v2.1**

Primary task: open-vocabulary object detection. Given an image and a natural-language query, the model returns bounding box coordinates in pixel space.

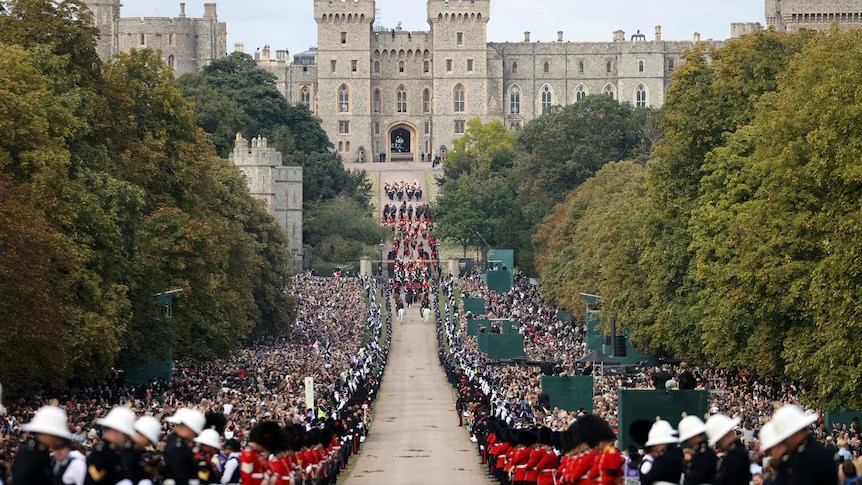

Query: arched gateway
[388,123,418,162]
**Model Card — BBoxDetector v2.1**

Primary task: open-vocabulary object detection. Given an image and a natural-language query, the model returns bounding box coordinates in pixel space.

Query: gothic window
[455,120,465,134]
[668,58,675,71]
[374,61,380,74]
[338,120,350,134]
[576,84,587,102]
[602,84,615,100]
[373,89,381,113]
[512,61,518,73]
[339,84,350,113]
[345,141,350,152]
[140,34,145,46]
[509,85,521,114]
[543,61,550,73]
[300,86,311,107]
[423,89,431,113]
[397,86,408,113]
[169,33,174,46]
[167,55,175,67]
[424,60,430,73]
[639,60,645,72]
[635,84,647,108]
[374,122,380,135]
[424,122,431,135]
[541,85,553,114]
[352,60,358,72]
[399,61,405,73]
[454,84,465,113]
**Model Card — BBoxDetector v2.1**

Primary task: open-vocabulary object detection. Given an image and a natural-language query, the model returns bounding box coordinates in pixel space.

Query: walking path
[343,173,492,485]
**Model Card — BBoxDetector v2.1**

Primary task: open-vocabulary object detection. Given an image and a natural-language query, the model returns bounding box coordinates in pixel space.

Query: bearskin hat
[577,415,615,447]
[249,421,282,453]
[204,412,227,435]
[518,429,538,447]
[537,427,553,446]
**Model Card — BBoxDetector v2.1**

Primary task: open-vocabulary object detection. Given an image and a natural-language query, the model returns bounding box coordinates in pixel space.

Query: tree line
[0,0,379,394]
[438,28,862,408]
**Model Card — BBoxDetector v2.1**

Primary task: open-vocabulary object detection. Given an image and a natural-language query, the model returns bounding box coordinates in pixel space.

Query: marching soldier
[769,405,837,484]
[86,406,138,485]
[241,421,281,485]
[130,416,162,485]
[638,420,683,485]
[164,407,206,485]
[677,415,716,485]
[705,414,751,485]
[193,429,222,484]
[13,406,72,485]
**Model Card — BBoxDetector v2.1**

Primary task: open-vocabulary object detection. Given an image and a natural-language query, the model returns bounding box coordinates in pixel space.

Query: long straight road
[343,171,492,485]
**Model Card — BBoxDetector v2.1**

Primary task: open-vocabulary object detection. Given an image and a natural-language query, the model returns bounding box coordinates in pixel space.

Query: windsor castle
[86,0,862,163]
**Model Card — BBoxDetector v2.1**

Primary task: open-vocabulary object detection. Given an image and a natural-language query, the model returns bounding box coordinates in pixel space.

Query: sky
[119,0,766,55]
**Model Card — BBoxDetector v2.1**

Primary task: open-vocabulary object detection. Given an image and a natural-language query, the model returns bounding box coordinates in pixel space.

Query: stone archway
[387,123,418,162]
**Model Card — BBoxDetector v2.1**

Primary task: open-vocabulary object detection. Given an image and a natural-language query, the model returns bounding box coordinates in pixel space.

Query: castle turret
[765,0,784,30]
[83,0,121,61]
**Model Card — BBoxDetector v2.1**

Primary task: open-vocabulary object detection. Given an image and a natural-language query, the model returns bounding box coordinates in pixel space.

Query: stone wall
[766,0,862,31]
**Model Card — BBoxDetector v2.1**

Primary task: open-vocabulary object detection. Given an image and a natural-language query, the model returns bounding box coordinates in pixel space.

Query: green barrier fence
[464,297,487,315]
[826,411,862,429]
[617,389,710,451]
[467,319,491,336]
[487,270,513,293]
[477,334,525,360]
[541,376,594,413]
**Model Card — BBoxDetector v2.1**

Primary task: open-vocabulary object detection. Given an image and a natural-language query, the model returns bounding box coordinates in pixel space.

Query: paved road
[343,173,492,485]
[345,161,442,173]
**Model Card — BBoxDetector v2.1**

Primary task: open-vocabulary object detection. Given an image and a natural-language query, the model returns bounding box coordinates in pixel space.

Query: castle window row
[371,87,435,114]
[436,12,484,23]
[510,59,616,75]
[507,83,621,113]
[320,13,368,24]
[790,12,862,22]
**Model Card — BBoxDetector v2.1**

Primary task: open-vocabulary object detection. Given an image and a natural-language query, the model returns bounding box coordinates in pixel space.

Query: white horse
[397,307,406,325]
[422,307,432,324]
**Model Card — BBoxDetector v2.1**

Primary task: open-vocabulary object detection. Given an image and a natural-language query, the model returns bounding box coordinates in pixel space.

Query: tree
[304,195,388,268]
[444,118,515,179]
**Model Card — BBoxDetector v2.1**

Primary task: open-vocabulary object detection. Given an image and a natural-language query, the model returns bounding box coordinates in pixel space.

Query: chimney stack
[179,2,186,17]
[693,32,701,42]
[557,31,564,42]
[262,45,271,60]
[234,42,244,53]
[655,25,662,41]
[613,30,625,42]
[203,3,217,19]
[524,31,531,42]
[276,50,287,62]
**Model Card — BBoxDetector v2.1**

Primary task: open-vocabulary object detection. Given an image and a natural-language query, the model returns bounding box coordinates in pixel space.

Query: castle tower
[230,134,304,271]
[84,0,121,61]
[765,0,784,30]
[314,0,376,161]
[427,0,491,149]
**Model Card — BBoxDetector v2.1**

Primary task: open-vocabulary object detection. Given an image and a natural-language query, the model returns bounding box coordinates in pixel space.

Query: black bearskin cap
[204,412,227,435]
[577,415,615,447]
[250,421,283,452]
[537,427,553,446]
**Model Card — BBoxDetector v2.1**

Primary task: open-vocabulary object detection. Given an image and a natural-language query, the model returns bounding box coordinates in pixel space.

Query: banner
[541,376,594,413]
[304,377,314,411]
[617,389,709,451]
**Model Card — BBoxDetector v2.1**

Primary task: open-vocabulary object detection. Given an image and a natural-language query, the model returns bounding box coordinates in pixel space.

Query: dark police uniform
[11,440,53,485]
[84,441,126,485]
[683,441,717,485]
[713,439,750,485]
[640,446,684,485]
[163,432,197,485]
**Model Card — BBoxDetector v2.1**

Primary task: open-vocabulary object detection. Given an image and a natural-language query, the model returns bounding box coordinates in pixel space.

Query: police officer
[769,405,837,484]
[163,407,206,485]
[705,414,750,485]
[13,406,72,485]
[639,420,684,485]
[85,406,137,485]
[676,416,716,485]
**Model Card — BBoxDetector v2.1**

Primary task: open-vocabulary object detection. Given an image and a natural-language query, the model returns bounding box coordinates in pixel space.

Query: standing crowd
[438,271,862,484]
[1,275,392,485]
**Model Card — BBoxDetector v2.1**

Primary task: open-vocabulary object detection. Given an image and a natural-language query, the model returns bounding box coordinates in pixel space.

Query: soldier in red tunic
[241,421,281,485]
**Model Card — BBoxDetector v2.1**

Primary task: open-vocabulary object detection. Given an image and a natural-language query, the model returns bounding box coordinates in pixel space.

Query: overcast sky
[119,0,765,54]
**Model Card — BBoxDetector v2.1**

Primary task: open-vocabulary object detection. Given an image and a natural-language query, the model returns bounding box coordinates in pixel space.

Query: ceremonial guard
[510,430,535,485]
[241,421,281,485]
[13,406,72,485]
[130,416,162,485]
[638,420,683,485]
[705,414,751,485]
[164,407,207,485]
[85,406,137,485]
[769,405,837,484]
[588,420,623,485]
[677,416,716,485]
[193,429,222,483]
[533,428,558,485]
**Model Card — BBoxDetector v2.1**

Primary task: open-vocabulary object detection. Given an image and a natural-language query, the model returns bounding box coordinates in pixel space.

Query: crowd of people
[0,274,392,484]
[438,271,862,484]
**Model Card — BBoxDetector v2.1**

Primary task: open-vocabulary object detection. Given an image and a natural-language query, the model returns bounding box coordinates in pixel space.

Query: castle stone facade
[766,0,862,31]
[230,135,304,272]
[85,1,227,76]
[255,0,730,163]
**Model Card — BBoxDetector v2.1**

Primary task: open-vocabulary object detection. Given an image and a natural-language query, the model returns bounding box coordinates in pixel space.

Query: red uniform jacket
[590,446,624,485]
[511,447,532,481]
[495,442,511,471]
[564,450,597,485]
[525,447,544,482]
[239,448,268,485]
[536,450,560,485]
